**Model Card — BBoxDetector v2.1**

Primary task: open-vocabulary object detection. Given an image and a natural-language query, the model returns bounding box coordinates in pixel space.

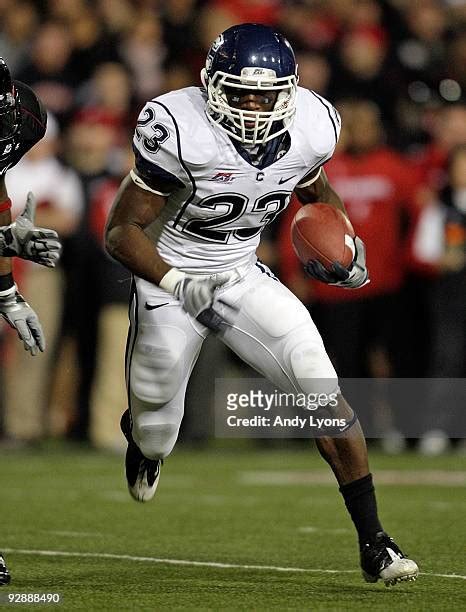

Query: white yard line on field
[239,470,466,486]
[298,526,351,534]
[3,548,465,580]
[44,531,103,538]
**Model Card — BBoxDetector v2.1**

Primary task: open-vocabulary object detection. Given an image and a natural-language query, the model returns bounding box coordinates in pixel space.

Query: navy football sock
[339,473,383,547]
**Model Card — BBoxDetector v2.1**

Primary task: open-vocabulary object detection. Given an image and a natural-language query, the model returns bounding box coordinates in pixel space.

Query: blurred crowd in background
[0,0,465,454]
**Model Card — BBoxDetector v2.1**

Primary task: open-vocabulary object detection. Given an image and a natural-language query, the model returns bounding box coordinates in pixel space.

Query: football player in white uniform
[105,24,418,586]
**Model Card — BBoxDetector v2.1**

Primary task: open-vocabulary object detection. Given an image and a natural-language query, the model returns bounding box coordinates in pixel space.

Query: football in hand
[291,203,356,270]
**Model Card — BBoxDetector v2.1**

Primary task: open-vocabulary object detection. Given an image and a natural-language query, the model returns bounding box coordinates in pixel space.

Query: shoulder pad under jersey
[293,87,341,163]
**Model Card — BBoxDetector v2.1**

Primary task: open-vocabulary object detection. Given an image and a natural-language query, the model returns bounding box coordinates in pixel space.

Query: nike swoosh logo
[144,302,169,310]
[278,175,297,185]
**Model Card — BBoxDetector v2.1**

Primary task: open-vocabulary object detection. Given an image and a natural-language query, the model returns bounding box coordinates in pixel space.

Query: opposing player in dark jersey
[0,58,62,586]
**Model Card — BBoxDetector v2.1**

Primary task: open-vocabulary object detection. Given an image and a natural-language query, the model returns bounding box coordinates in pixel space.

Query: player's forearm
[0,177,13,278]
[106,223,171,285]
[322,183,347,216]
[295,169,347,216]
[0,228,13,277]
[106,174,173,285]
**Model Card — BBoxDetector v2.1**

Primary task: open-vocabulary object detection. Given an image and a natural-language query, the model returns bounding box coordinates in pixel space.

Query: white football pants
[126,262,338,459]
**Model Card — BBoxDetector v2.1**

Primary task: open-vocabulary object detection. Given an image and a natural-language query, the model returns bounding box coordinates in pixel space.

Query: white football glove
[0,285,45,355]
[0,192,62,267]
[305,236,369,289]
[160,268,233,331]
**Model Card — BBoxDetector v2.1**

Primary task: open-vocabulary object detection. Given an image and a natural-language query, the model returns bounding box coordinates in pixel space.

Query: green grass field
[1,444,465,610]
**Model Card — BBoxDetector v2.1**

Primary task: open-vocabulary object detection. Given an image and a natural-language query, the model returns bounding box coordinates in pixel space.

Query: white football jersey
[132,86,340,273]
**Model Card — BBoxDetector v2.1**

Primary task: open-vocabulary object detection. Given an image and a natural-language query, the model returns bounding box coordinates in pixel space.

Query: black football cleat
[0,553,11,585]
[120,409,161,502]
[361,531,419,586]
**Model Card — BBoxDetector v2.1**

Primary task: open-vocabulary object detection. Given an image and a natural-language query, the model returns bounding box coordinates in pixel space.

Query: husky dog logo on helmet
[211,33,224,52]
[205,34,224,72]
[201,24,298,146]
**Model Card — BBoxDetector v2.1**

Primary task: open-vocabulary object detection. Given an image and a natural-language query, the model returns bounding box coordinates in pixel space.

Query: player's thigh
[218,266,338,393]
[127,277,206,407]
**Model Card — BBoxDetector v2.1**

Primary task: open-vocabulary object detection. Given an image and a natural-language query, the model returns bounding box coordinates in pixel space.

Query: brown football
[291,203,356,269]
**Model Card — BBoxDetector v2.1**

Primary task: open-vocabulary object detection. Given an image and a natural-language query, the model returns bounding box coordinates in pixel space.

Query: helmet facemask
[202,66,298,146]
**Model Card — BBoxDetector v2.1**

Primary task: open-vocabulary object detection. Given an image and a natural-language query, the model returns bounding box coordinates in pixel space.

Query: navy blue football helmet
[201,24,298,145]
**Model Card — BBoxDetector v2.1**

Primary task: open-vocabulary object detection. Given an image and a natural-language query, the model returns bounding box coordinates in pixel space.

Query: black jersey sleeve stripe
[315,91,341,127]
[312,90,341,124]
[125,278,138,415]
[255,261,278,281]
[309,90,338,145]
[152,100,196,228]
[133,147,185,190]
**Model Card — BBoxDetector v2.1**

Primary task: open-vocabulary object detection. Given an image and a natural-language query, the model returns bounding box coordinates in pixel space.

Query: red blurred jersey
[89,178,119,246]
[212,0,282,25]
[279,148,420,303]
[411,143,449,191]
